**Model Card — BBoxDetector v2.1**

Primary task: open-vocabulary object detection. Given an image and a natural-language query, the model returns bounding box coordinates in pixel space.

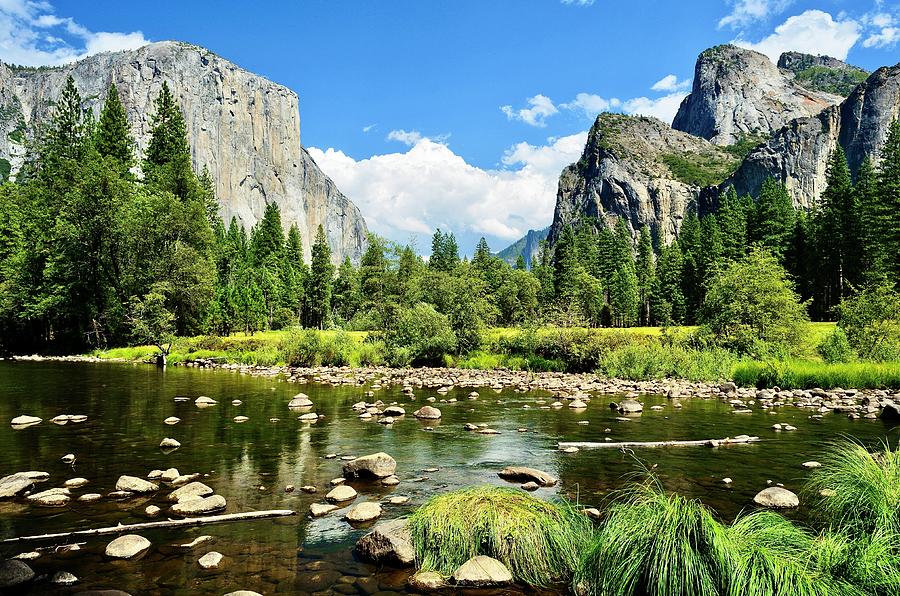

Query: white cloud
[0,0,147,66]
[362,123,376,133]
[622,93,688,124]
[733,10,860,62]
[559,93,621,119]
[651,74,691,92]
[501,94,559,127]
[561,0,595,5]
[718,0,792,29]
[386,129,423,146]
[862,12,900,48]
[308,131,587,246]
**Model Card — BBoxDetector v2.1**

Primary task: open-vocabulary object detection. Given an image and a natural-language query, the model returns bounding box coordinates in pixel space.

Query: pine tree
[429,229,446,271]
[873,119,900,283]
[596,225,618,287]
[678,212,703,321]
[552,225,581,300]
[817,146,855,308]
[654,240,686,325]
[332,257,360,322]
[718,187,751,263]
[144,81,196,200]
[42,76,89,166]
[515,254,526,270]
[635,226,655,326]
[854,156,879,275]
[750,178,796,262]
[306,225,334,329]
[94,83,133,175]
[197,165,218,226]
[251,202,285,265]
[472,237,492,272]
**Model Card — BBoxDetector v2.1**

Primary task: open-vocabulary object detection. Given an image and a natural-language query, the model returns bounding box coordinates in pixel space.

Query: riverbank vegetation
[409,441,900,595]
[0,78,897,389]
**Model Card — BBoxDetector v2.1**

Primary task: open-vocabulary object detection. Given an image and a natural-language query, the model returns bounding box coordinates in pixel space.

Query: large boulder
[0,472,47,499]
[171,494,226,516]
[105,534,151,559]
[413,406,442,419]
[115,475,158,494]
[497,466,557,487]
[354,518,415,566]
[451,555,513,587]
[342,452,397,479]
[881,402,900,421]
[0,559,34,589]
[753,487,800,508]
[167,481,213,503]
[26,487,70,507]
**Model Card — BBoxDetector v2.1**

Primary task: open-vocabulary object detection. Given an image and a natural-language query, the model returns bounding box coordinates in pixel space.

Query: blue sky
[2,0,899,254]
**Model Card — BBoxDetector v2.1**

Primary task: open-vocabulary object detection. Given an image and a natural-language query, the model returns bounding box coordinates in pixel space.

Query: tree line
[0,76,897,356]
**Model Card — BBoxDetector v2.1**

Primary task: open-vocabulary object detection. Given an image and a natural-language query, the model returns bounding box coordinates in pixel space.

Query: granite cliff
[0,41,367,263]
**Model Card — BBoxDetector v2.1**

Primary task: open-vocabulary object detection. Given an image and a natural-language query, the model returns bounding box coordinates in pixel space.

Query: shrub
[409,486,593,587]
[701,248,809,356]
[817,327,854,363]
[837,280,900,361]
[382,303,457,366]
[278,329,324,367]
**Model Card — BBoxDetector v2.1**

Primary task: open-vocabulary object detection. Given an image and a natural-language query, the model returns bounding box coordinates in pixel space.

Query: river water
[0,361,897,594]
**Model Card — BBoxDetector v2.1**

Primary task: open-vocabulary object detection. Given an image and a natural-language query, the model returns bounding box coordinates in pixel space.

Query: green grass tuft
[732,359,900,389]
[408,486,593,587]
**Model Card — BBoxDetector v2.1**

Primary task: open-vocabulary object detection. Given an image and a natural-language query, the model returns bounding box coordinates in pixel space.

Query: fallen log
[0,509,296,545]
[559,435,760,449]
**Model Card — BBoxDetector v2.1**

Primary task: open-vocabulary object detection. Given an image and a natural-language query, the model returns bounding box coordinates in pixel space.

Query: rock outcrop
[0,41,367,263]
[729,63,900,208]
[777,52,869,96]
[496,227,549,268]
[548,113,729,245]
[673,45,841,145]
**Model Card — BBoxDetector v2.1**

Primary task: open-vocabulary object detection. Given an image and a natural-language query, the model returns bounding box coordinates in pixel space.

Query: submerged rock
[309,503,338,517]
[497,466,558,487]
[0,559,35,589]
[105,534,151,559]
[342,452,397,479]
[354,518,415,566]
[452,555,513,587]
[10,415,41,427]
[413,406,442,419]
[617,399,643,413]
[753,487,800,508]
[115,476,158,494]
[198,551,224,569]
[26,487,70,507]
[346,502,382,523]
[159,437,181,449]
[0,472,46,499]
[408,571,445,591]
[171,494,226,516]
[51,571,78,585]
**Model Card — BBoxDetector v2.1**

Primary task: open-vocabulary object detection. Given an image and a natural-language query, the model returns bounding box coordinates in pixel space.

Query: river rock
[10,415,41,427]
[289,394,313,408]
[753,487,800,508]
[160,468,180,482]
[346,502,382,523]
[617,399,643,413]
[171,535,213,550]
[64,478,89,488]
[51,571,78,585]
[164,417,180,425]
[195,396,217,405]
[383,405,405,416]
[198,551,223,569]
[569,399,587,409]
[116,475,158,494]
[159,437,181,449]
[326,485,357,503]
[233,416,249,423]
[497,466,558,487]
[310,503,338,517]
[171,494,226,516]
[802,461,822,469]
[26,487,70,507]
[105,534,151,559]
[0,559,34,589]
[387,496,409,505]
[408,571,445,591]
[167,481,213,502]
[381,475,400,486]
[61,453,76,464]
[343,452,397,479]
[354,518,414,566]
[223,592,263,596]
[298,413,319,421]
[0,472,45,499]
[145,505,161,517]
[452,555,513,587]
[880,402,900,421]
[413,406,442,419]
[78,493,102,502]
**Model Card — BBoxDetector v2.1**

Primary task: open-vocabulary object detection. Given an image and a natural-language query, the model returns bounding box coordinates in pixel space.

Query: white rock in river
[233,416,249,423]
[195,396,217,406]
[326,485,357,503]
[753,487,800,508]
[159,437,181,449]
[61,453,75,464]
[413,406,441,419]
[145,505,161,517]
[64,478,89,488]
[160,468,180,482]
[10,415,41,427]
[171,494,226,516]
[0,472,47,499]
[164,417,180,425]
[346,502,382,523]
[105,534,151,559]
[26,487,70,507]
[198,551,224,569]
[167,481,214,503]
[77,493,102,502]
[51,571,78,585]
[342,452,397,479]
[289,394,313,408]
[569,400,588,409]
[451,555,513,587]
[309,503,338,517]
[116,475,158,494]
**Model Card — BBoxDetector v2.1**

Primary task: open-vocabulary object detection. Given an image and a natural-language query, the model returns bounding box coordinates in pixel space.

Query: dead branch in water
[559,436,760,449]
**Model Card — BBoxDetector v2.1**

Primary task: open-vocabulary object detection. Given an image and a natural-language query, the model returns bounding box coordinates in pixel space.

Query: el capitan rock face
[672,45,841,146]
[0,41,366,263]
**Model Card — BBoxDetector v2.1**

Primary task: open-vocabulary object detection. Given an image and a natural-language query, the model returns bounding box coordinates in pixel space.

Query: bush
[837,281,900,361]
[381,303,457,366]
[279,329,325,367]
[701,248,809,356]
[817,327,854,363]
[409,486,593,587]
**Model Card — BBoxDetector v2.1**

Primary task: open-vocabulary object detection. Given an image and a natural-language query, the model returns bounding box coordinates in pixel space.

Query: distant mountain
[777,51,869,96]
[496,227,549,268]
[0,41,367,263]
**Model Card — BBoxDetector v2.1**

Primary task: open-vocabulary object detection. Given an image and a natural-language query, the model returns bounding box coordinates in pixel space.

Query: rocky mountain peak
[672,44,840,146]
[0,41,367,263]
[777,51,869,96]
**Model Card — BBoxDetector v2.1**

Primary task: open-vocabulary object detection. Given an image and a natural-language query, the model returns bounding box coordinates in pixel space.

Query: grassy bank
[88,322,900,389]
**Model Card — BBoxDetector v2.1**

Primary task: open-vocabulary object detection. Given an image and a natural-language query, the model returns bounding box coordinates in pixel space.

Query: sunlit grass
[408,486,593,587]
[732,359,900,389]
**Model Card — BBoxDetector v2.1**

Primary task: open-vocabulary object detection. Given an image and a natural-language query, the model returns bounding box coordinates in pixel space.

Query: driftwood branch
[559,436,760,449]
[0,509,296,545]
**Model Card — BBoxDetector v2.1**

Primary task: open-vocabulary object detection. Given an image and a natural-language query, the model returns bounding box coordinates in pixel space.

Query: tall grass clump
[814,530,900,595]
[574,481,730,596]
[408,486,593,587]
[732,360,900,389]
[806,440,900,535]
